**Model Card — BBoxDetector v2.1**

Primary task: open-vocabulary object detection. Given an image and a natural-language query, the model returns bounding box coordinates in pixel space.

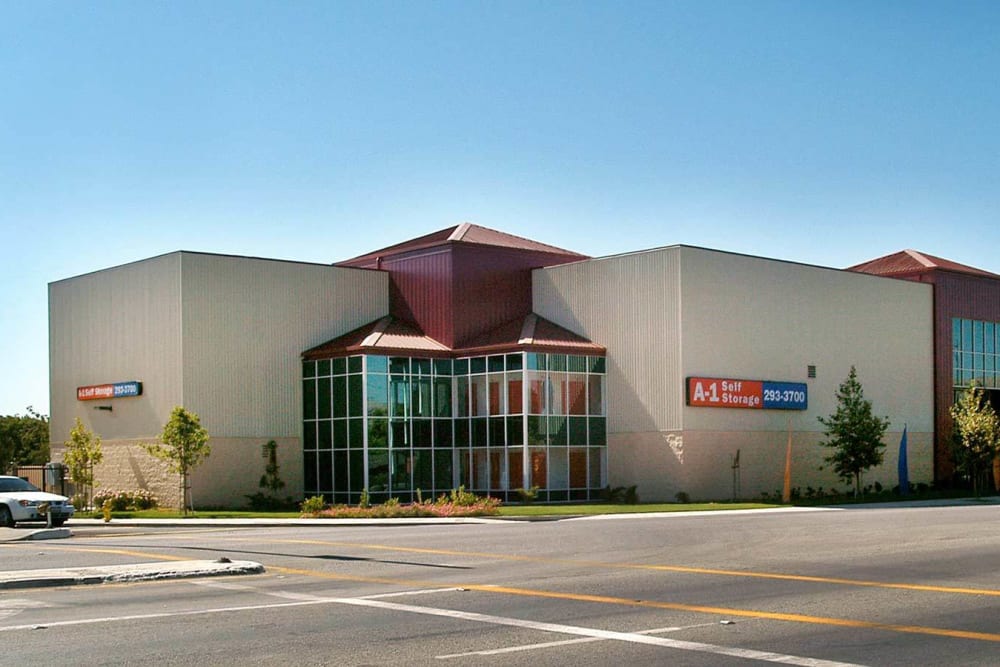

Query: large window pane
[367,355,388,373]
[434,450,453,491]
[369,451,389,492]
[568,416,587,445]
[368,418,388,450]
[303,379,316,420]
[434,378,452,417]
[527,416,546,446]
[529,448,547,488]
[471,375,488,416]
[333,419,347,450]
[332,376,347,418]
[549,373,567,415]
[527,373,546,414]
[303,422,316,450]
[303,452,317,493]
[488,373,505,415]
[471,417,488,446]
[317,377,331,419]
[412,418,432,446]
[348,375,363,417]
[412,377,432,417]
[567,377,586,415]
[569,448,587,488]
[588,375,605,415]
[588,447,604,489]
[433,419,453,448]
[318,451,332,492]
[318,421,332,450]
[507,374,523,414]
[367,374,388,416]
[413,449,433,491]
[589,417,607,447]
[390,376,408,417]
[455,377,470,417]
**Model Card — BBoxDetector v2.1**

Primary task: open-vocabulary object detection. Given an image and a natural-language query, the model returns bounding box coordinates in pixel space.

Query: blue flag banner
[898,425,909,495]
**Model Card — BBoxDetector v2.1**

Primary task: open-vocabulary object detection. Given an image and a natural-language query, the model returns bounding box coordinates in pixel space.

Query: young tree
[144,407,211,514]
[63,417,103,507]
[950,381,1000,496]
[818,366,890,498]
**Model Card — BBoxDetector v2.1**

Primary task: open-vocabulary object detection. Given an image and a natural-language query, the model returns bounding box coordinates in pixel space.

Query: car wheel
[51,518,66,527]
[0,505,14,528]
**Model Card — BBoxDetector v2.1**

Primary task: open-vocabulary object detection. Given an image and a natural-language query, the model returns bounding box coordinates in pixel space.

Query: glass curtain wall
[303,352,607,503]
[953,318,1000,390]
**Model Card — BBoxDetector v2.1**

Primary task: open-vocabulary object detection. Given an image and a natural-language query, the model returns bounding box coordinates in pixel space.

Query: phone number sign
[77,381,143,401]
[687,377,807,410]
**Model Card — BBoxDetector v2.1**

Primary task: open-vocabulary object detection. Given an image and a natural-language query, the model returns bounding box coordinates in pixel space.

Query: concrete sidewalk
[0,559,265,590]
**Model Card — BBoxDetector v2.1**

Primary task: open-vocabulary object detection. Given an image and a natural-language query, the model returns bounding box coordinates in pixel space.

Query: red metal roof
[302,317,451,360]
[848,249,1000,279]
[337,222,587,268]
[302,313,604,360]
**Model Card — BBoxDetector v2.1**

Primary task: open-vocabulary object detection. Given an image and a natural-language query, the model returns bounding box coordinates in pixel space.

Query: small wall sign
[77,381,143,401]
[687,377,807,410]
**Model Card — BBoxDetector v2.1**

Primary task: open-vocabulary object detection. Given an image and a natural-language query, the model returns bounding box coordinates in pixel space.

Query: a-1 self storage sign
[687,377,807,410]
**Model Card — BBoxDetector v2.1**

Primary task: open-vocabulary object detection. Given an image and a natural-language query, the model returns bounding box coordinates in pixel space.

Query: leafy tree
[0,407,50,472]
[818,366,890,498]
[63,417,103,507]
[950,381,1000,496]
[143,406,211,514]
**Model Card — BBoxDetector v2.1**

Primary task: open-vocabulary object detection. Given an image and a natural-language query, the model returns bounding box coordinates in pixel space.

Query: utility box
[44,462,65,492]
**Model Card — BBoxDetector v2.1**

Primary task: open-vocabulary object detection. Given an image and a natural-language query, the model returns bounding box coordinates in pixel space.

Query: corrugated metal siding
[533,248,684,432]
[452,245,536,347]
[48,253,184,444]
[928,271,1000,480]
[384,248,453,345]
[181,254,388,438]
[679,247,934,435]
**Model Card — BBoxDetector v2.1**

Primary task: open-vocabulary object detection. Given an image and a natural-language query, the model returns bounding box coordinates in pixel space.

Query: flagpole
[782,417,792,503]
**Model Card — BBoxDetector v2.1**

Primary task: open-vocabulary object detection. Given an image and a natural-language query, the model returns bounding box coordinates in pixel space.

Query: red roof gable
[302,314,604,360]
[848,249,999,279]
[337,222,587,268]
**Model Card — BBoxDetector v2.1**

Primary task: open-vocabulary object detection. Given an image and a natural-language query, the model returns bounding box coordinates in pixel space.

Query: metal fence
[13,465,68,496]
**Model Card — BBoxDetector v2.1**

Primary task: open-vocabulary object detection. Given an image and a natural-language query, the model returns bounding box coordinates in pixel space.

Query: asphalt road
[1,504,999,666]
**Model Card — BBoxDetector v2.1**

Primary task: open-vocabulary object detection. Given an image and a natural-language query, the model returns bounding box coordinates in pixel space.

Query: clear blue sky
[2,1,998,417]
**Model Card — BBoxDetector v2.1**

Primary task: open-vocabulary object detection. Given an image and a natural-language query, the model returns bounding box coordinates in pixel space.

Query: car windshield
[0,477,41,493]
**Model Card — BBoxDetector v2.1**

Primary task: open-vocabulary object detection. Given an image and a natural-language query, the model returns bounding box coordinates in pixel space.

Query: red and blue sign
[77,381,143,401]
[687,377,807,410]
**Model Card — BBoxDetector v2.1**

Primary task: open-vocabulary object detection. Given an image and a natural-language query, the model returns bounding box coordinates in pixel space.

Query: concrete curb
[0,527,72,542]
[0,559,265,590]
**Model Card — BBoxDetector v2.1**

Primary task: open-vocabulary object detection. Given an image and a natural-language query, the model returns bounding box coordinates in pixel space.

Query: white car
[0,475,75,527]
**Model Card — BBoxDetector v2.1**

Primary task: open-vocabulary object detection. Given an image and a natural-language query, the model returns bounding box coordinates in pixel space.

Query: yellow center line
[9,543,1000,643]
[266,564,1000,643]
[251,537,1000,598]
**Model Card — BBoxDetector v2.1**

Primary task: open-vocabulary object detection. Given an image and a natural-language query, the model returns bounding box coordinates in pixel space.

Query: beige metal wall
[672,247,935,500]
[49,253,185,446]
[533,247,684,433]
[49,252,389,508]
[179,253,388,507]
[535,245,935,501]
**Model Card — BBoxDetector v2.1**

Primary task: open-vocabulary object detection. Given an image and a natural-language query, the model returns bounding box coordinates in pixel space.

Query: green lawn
[497,502,777,516]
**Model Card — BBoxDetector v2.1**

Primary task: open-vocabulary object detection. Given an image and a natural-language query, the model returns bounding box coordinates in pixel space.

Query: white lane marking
[437,624,692,657]
[333,597,868,667]
[0,584,867,667]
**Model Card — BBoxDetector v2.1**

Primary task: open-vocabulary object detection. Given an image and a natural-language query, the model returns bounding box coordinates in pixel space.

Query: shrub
[92,489,158,511]
[300,495,326,515]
